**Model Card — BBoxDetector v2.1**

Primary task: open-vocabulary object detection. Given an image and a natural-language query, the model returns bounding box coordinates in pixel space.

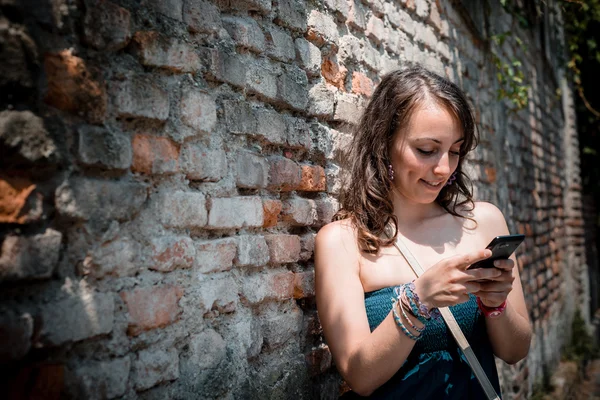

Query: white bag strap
[391,234,501,400]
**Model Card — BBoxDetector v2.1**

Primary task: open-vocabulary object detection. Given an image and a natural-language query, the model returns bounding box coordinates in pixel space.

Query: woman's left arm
[473,202,532,364]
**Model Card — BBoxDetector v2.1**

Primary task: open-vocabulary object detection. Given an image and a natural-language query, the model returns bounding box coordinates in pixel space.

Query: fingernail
[485,250,492,257]
[494,260,500,267]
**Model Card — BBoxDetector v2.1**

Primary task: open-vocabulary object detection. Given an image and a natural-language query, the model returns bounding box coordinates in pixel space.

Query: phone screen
[467,234,525,269]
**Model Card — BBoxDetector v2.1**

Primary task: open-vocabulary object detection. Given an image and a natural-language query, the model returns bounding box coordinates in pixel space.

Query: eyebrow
[413,137,465,144]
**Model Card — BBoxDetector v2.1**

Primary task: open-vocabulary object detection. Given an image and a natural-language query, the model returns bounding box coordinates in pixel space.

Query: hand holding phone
[467,234,525,270]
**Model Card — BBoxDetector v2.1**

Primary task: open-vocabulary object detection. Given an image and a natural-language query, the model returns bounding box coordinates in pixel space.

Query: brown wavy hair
[333,64,479,253]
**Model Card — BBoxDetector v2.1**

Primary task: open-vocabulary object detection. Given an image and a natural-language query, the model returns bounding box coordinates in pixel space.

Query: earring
[388,164,394,181]
[445,171,457,186]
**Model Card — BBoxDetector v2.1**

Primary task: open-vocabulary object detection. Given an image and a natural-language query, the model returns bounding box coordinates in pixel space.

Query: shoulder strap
[392,235,501,400]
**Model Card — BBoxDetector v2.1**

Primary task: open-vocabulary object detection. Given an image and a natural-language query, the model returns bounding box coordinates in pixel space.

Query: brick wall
[0,0,588,399]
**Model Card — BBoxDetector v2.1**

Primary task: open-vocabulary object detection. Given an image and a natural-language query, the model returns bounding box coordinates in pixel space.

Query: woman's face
[389,100,464,205]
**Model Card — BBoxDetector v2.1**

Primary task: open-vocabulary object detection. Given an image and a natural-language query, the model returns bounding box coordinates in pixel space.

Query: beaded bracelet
[399,294,425,333]
[391,297,420,341]
[394,282,441,322]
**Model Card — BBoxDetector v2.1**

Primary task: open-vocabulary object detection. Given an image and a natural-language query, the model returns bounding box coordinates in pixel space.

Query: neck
[391,190,443,229]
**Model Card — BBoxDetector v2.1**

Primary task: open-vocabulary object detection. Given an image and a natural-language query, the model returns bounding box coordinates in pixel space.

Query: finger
[454,249,492,270]
[465,267,502,281]
[464,281,481,293]
[492,259,514,271]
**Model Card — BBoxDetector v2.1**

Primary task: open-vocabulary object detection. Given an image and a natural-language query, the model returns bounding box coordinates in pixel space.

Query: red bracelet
[476,297,507,318]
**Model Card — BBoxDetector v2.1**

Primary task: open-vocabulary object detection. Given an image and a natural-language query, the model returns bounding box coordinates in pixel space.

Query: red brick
[0,175,41,224]
[321,57,347,90]
[240,270,295,304]
[132,31,201,73]
[268,156,302,191]
[44,49,106,123]
[120,285,183,336]
[485,166,496,183]
[132,134,179,175]
[265,234,301,264]
[294,270,315,299]
[149,236,195,272]
[298,165,326,191]
[262,199,282,227]
[351,71,374,96]
[306,344,332,376]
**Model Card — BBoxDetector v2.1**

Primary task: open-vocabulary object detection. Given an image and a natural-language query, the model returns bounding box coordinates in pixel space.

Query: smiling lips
[421,179,444,188]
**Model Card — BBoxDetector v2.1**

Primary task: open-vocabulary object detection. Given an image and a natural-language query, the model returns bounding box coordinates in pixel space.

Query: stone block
[295,37,321,76]
[180,89,217,134]
[149,236,195,272]
[259,303,303,351]
[324,0,349,21]
[110,76,169,121]
[277,66,308,111]
[134,348,179,391]
[195,238,237,274]
[0,110,59,166]
[307,10,339,47]
[284,115,312,150]
[245,62,278,101]
[207,197,264,229]
[132,31,201,73]
[282,197,318,226]
[294,270,315,298]
[223,100,258,134]
[338,34,362,63]
[183,0,221,33]
[68,357,130,400]
[0,228,62,281]
[267,156,302,191]
[240,270,295,304]
[415,0,430,18]
[235,151,268,189]
[196,274,238,315]
[235,235,269,267]
[228,0,272,14]
[39,290,114,346]
[264,234,301,264]
[334,92,361,125]
[157,191,207,229]
[222,16,265,53]
[265,25,295,62]
[77,125,132,170]
[347,0,367,31]
[82,237,140,278]
[180,142,227,182]
[0,313,33,363]
[275,0,307,32]
[307,82,335,118]
[121,285,183,336]
[205,49,246,89]
[299,233,316,261]
[255,108,286,144]
[366,15,385,45]
[132,134,179,175]
[188,329,226,370]
[83,0,131,51]
[145,0,182,20]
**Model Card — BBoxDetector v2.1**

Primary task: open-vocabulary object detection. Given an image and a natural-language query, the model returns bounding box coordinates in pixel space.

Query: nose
[433,153,451,176]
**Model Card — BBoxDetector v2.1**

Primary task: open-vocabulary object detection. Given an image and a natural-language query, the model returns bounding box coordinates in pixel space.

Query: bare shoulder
[471,201,509,235]
[315,219,361,272]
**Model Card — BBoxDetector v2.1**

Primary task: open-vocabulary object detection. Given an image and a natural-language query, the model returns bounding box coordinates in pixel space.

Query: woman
[314,65,532,398]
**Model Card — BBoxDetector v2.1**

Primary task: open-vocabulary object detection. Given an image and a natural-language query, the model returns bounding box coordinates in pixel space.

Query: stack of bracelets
[391,281,441,341]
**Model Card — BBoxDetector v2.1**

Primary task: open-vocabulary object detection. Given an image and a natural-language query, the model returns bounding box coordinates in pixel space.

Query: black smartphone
[467,234,525,269]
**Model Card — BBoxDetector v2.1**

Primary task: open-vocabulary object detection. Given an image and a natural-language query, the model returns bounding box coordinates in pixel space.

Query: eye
[450,150,461,157]
[417,149,434,156]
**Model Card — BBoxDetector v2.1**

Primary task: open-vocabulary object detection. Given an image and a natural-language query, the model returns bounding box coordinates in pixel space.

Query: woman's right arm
[314,221,419,396]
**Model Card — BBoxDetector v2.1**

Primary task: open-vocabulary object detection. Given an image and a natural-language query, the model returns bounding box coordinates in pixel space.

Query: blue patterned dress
[341,287,501,399]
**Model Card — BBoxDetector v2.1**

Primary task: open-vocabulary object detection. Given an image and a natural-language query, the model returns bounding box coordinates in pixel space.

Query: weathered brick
[282,197,318,226]
[383,2,402,28]
[132,31,201,73]
[306,344,332,376]
[262,199,282,227]
[300,233,316,261]
[0,228,62,281]
[0,175,42,224]
[195,238,237,273]
[316,197,339,225]
[196,273,238,315]
[298,165,327,192]
[255,108,286,144]
[180,89,217,134]
[240,270,295,304]
[83,0,131,51]
[338,34,362,63]
[265,25,295,62]
[326,164,342,195]
[187,329,226,371]
[121,285,183,336]
[132,134,179,175]
[334,92,361,125]
[0,110,59,166]
[82,237,140,278]
[149,236,195,272]
[180,142,227,182]
[68,357,130,400]
[40,290,114,346]
[157,191,207,229]
[110,76,170,121]
[308,82,335,118]
[260,303,303,351]
[351,71,374,96]
[324,0,349,21]
[134,348,179,391]
[427,1,443,32]
[77,125,132,170]
[205,48,246,89]
[321,57,347,89]
[245,62,278,101]
[275,0,307,32]
[395,7,416,36]
[268,156,302,191]
[207,197,264,229]
[328,128,351,162]
[236,151,268,189]
[235,235,270,267]
[347,0,367,31]
[14,364,65,400]
[366,15,385,45]
[222,16,265,53]
[285,115,312,150]
[183,0,221,33]
[414,23,438,50]
[228,0,272,14]
[223,100,258,135]
[383,28,409,55]
[295,37,322,76]
[307,10,339,48]
[277,66,308,111]
[265,234,301,264]
[415,0,430,18]
[0,313,33,362]
[44,49,106,124]
[294,271,315,299]
[146,0,182,20]
[361,38,380,71]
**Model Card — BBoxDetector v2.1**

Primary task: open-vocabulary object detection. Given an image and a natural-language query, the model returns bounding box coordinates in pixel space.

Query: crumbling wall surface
[0,0,584,399]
